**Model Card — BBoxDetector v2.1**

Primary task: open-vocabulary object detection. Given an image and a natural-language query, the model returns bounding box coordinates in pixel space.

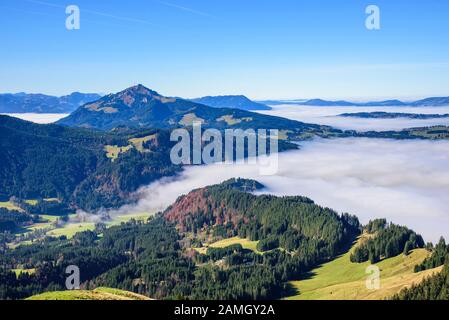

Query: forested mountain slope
[1,179,445,300]
[57,85,340,141]
[0,115,180,211]
[0,92,100,113]
[191,95,271,111]
[0,179,360,300]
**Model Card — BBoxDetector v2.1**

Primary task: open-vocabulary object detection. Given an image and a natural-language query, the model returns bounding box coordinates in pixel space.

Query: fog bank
[258,105,449,131]
[1,113,68,124]
[123,138,449,243]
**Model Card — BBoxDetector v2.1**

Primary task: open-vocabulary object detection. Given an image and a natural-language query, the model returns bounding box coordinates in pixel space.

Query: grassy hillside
[7,212,151,250]
[45,213,151,238]
[12,268,36,276]
[194,236,260,254]
[286,235,443,300]
[46,222,96,238]
[0,201,24,212]
[27,287,152,300]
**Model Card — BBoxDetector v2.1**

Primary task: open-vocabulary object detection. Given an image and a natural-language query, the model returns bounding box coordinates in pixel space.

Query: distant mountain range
[48,85,449,143]
[191,95,271,110]
[3,90,448,114]
[259,97,449,107]
[0,92,101,113]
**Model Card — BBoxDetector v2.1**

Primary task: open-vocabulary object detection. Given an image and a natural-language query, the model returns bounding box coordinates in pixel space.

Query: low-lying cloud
[258,105,449,131]
[122,138,449,243]
[1,113,68,124]
[15,111,447,242]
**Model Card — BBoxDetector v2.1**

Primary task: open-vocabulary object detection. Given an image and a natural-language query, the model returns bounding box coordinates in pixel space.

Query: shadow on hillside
[287,236,358,297]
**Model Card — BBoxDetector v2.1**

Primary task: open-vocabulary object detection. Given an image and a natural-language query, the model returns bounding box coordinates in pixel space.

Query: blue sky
[1,0,449,100]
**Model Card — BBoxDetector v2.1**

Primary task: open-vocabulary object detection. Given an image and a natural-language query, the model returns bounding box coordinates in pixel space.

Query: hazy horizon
[1,86,448,104]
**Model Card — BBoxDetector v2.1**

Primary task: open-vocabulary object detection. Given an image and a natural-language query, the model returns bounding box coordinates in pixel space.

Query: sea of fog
[257,105,449,131]
[8,111,449,242]
[116,138,449,243]
[0,113,68,124]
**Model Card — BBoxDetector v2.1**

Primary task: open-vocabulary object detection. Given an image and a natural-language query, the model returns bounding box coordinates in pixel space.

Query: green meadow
[27,287,152,300]
[194,236,261,255]
[286,236,442,300]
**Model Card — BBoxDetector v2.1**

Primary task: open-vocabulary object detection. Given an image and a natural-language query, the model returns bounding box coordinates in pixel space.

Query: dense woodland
[0,216,282,300]
[1,175,448,300]
[0,179,361,300]
[0,115,180,211]
[0,92,100,113]
[414,237,449,272]
[0,208,33,233]
[350,219,425,263]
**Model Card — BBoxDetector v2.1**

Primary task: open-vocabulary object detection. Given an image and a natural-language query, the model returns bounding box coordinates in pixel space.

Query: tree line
[350,219,424,264]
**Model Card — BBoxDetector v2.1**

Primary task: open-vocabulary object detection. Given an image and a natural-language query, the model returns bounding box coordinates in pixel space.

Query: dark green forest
[0,208,33,233]
[0,179,361,300]
[350,219,425,264]
[0,115,180,211]
[1,174,448,300]
[414,237,449,272]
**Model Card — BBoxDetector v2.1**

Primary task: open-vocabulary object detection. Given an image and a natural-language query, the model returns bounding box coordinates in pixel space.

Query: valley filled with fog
[0,113,68,124]
[121,137,449,243]
[258,105,449,131]
[123,104,449,243]
[9,108,449,243]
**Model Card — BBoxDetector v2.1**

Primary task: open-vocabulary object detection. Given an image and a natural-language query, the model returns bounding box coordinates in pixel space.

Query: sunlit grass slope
[286,236,442,300]
[194,236,260,254]
[26,287,152,300]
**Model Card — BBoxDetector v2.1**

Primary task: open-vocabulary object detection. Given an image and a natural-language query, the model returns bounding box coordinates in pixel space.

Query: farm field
[9,212,153,249]
[46,222,96,238]
[107,213,150,225]
[46,213,151,238]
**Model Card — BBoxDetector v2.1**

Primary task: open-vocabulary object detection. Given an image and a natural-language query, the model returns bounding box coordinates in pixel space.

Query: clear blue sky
[1,0,449,100]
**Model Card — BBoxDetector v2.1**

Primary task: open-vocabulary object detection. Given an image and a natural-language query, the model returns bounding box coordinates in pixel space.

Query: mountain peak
[121,84,161,97]
[114,84,161,97]
[114,84,180,106]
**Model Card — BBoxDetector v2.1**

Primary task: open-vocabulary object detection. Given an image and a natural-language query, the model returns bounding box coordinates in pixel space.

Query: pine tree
[385,240,396,258]
[403,241,413,256]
